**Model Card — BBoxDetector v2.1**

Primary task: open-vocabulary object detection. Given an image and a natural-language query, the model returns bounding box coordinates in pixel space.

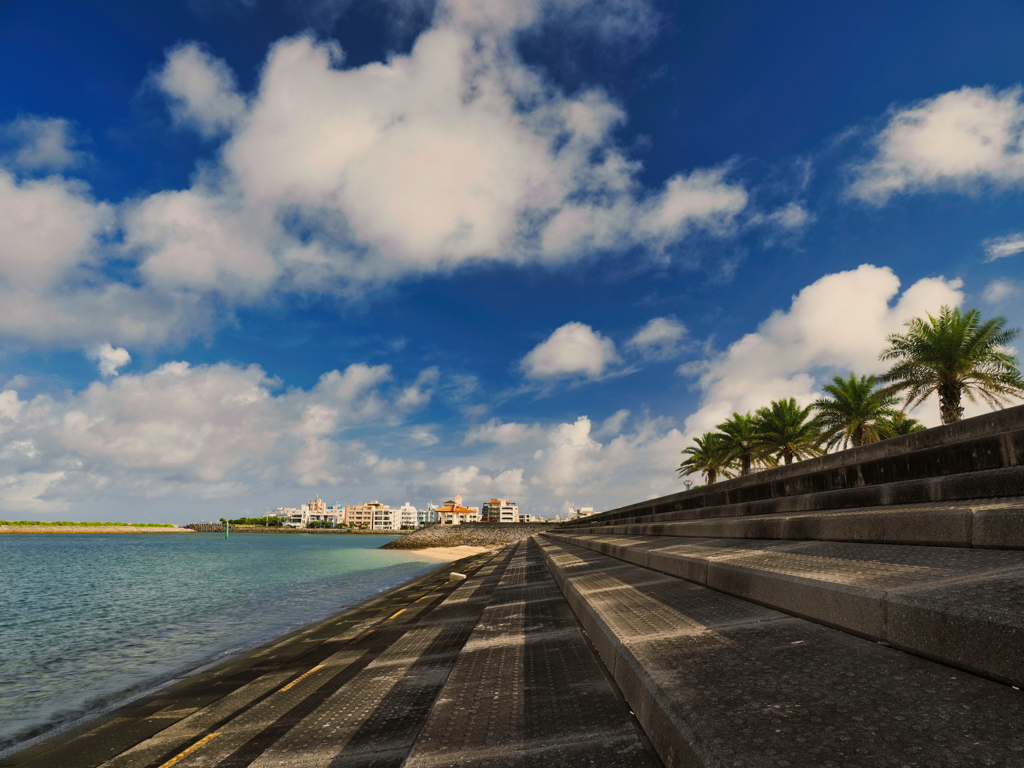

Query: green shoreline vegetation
[0,521,175,527]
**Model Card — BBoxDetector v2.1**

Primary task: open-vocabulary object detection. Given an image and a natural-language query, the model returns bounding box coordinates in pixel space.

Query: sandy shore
[403,545,497,562]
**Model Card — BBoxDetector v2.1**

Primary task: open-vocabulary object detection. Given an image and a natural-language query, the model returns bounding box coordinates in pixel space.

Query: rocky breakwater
[379,522,555,550]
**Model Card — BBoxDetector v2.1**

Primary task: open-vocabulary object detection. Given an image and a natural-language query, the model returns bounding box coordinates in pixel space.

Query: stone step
[546,531,1024,688]
[568,497,1024,549]
[535,535,1024,768]
[566,465,1024,530]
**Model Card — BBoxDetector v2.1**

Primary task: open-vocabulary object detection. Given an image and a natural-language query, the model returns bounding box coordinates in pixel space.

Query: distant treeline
[0,521,175,527]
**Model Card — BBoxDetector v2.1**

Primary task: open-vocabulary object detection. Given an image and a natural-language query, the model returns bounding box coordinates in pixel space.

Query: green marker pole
[225,520,229,540]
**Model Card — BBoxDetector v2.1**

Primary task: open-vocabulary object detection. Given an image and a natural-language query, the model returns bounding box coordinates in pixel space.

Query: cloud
[396,367,440,410]
[464,418,547,445]
[0,354,691,518]
[88,344,131,377]
[678,264,965,435]
[0,168,213,347]
[521,322,620,380]
[627,317,686,360]
[409,425,440,446]
[983,233,1024,262]
[130,5,746,293]
[2,117,84,171]
[767,201,811,229]
[154,43,247,137]
[0,0,745,350]
[982,278,1022,305]
[849,86,1024,204]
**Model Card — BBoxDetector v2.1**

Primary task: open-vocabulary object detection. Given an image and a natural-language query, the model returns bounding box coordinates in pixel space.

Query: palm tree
[753,398,824,465]
[813,373,900,450]
[678,432,736,484]
[716,412,774,475]
[879,306,1024,424]
[882,411,926,437]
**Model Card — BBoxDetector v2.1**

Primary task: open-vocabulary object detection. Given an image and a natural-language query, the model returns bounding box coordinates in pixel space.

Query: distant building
[481,499,518,523]
[348,501,385,529]
[396,502,418,529]
[567,505,595,521]
[419,503,439,527]
[276,507,304,528]
[371,505,399,531]
[435,495,479,525]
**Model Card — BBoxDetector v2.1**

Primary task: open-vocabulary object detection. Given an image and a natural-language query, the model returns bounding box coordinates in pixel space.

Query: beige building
[347,501,385,528]
[481,499,518,523]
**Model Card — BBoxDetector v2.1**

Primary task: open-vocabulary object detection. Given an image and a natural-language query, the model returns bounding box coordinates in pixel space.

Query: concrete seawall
[379,522,554,549]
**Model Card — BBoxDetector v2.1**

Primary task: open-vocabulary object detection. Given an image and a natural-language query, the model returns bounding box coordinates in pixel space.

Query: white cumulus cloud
[88,344,131,377]
[679,264,965,435]
[521,322,620,380]
[155,43,247,137]
[849,86,1024,204]
[627,317,687,360]
[3,116,84,171]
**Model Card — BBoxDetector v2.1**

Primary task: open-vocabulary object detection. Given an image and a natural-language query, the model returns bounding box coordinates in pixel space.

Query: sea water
[0,532,436,754]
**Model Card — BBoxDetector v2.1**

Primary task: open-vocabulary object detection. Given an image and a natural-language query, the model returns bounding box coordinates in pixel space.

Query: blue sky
[1,0,1022,522]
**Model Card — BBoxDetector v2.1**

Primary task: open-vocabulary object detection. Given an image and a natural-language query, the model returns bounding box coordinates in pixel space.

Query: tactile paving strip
[404,539,660,768]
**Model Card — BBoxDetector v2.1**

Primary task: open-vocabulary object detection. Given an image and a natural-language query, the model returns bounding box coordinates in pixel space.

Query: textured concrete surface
[549,531,1024,687]
[537,535,1024,768]
[404,538,657,767]
[580,498,1024,549]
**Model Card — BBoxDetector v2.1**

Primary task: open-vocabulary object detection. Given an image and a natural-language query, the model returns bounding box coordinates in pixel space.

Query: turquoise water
[0,533,436,753]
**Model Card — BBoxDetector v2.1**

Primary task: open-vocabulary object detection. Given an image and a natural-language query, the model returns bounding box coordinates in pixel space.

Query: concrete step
[546,531,1024,688]
[536,535,1024,768]
[568,497,1024,549]
[404,538,659,767]
[566,465,1024,530]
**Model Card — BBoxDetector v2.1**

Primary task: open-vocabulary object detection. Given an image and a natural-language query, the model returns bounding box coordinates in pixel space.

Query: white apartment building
[419,503,439,527]
[567,505,595,521]
[481,499,518,523]
[397,503,418,529]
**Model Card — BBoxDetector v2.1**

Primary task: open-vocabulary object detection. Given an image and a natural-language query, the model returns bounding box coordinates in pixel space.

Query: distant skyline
[1,0,1023,522]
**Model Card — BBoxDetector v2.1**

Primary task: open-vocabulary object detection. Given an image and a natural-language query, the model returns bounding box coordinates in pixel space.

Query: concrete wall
[565,404,1024,529]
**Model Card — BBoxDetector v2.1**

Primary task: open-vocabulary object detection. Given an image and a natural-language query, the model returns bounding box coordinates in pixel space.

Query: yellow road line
[387,608,406,620]
[279,663,325,692]
[157,733,221,768]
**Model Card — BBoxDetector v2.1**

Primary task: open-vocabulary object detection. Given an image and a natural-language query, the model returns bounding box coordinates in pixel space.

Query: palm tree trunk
[784,451,794,465]
[852,426,863,447]
[741,454,751,476]
[707,468,717,484]
[939,383,964,424]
